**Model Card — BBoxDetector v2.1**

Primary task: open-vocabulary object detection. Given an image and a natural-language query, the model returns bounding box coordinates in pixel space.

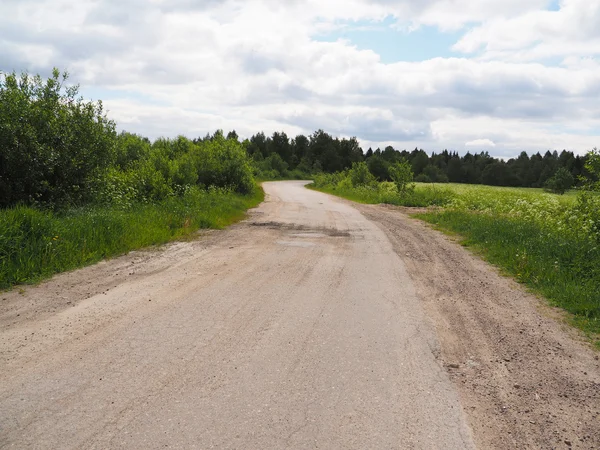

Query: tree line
[237,129,592,192]
[0,70,255,210]
[1,69,597,210]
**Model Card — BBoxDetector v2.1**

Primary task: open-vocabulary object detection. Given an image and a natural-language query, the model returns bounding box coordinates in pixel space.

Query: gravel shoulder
[356,203,600,450]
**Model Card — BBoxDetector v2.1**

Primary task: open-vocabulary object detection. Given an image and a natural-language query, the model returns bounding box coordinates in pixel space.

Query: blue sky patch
[315,17,464,64]
[547,0,561,11]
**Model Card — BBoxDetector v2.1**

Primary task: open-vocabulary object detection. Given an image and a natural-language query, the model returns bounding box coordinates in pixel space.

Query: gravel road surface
[1,181,598,449]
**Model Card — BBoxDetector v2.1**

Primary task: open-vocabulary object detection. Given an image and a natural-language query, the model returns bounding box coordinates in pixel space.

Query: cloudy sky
[1,0,599,157]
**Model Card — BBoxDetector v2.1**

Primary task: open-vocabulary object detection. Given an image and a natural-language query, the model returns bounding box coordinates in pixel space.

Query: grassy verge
[308,182,455,207]
[0,186,264,290]
[416,210,600,348]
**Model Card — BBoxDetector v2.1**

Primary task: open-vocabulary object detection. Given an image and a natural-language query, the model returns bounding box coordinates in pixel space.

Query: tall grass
[416,187,600,346]
[309,181,456,207]
[417,209,600,346]
[0,186,264,289]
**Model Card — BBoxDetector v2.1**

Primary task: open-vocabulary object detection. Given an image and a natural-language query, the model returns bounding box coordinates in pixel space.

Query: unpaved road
[0,181,598,449]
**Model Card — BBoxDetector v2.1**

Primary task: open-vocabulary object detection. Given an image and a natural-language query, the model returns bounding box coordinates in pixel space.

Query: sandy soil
[0,181,598,449]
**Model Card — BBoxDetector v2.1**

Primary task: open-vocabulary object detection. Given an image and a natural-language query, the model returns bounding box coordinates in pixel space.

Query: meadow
[311,174,600,347]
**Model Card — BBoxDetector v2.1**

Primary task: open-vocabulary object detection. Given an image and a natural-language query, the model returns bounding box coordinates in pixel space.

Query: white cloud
[453,0,600,62]
[0,0,599,157]
[465,139,496,148]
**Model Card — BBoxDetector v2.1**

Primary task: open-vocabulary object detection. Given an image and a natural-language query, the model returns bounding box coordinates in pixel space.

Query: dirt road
[1,181,598,449]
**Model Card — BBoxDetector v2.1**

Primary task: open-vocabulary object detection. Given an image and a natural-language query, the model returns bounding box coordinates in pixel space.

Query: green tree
[447,157,463,182]
[583,148,600,191]
[269,132,292,165]
[339,137,364,168]
[114,132,151,170]
[257,153,289,178]
[410,149,429,176]
[0,69,116,208]
[481,162,518,186]
[544,167,574,195]
[194,134,255,193]
[423,164,449,183]
[348,162,376,187]
[367,155,390,181]
[389,161,415,195]
[291,134,309,165]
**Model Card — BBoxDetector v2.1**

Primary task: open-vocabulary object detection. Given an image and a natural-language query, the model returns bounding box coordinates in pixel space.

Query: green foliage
[367,155,390,181]
[194,135,255,194]
[583,147,600,191]
[0,69,117,208]
[0,70,257,210]
[573,192,600,243]
[417,209,600,344]
[311,171,454,207]
[422,164,449,183]
[92,135,256,205]
[253,153,290,179]
[388,161,415,195]
[236,130,590,190]
[544,167,574,194]
[349,162,376,187]
[0,187,264,289]
[482,162,519,186]
[114,132,151,170]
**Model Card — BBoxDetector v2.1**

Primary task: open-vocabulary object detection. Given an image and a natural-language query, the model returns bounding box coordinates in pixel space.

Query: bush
[194,136,255,193]
[114,132,151,170]
[388,161,415,195]
[254,153,289,179]
[93,135,257,203]
[349,162,376,187]
[367,155,390,181]
[544,167,574,195]
[582,148,600,191]
[0,69,117,208]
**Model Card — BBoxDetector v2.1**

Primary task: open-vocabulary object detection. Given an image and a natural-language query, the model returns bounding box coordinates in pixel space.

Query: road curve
[0,181,475,449]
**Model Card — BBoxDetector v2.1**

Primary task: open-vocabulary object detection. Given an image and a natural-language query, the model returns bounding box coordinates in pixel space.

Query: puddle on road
[290,233,327,239]
[249,222,351,238]
[276,240,317,248]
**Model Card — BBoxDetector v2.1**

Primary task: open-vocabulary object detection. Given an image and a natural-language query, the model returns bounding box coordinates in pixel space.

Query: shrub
[544,167,574,195]
[388,161,415,195]
[194,136,255,193]
[349,162,376,187]
[582,148,600,191]
[367,155,390,181]
[0,69,116,208]
[254,153,289,179]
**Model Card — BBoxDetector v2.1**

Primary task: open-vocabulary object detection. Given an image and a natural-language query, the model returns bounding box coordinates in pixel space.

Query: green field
[420,182,579,201]
[311,179,600,347]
